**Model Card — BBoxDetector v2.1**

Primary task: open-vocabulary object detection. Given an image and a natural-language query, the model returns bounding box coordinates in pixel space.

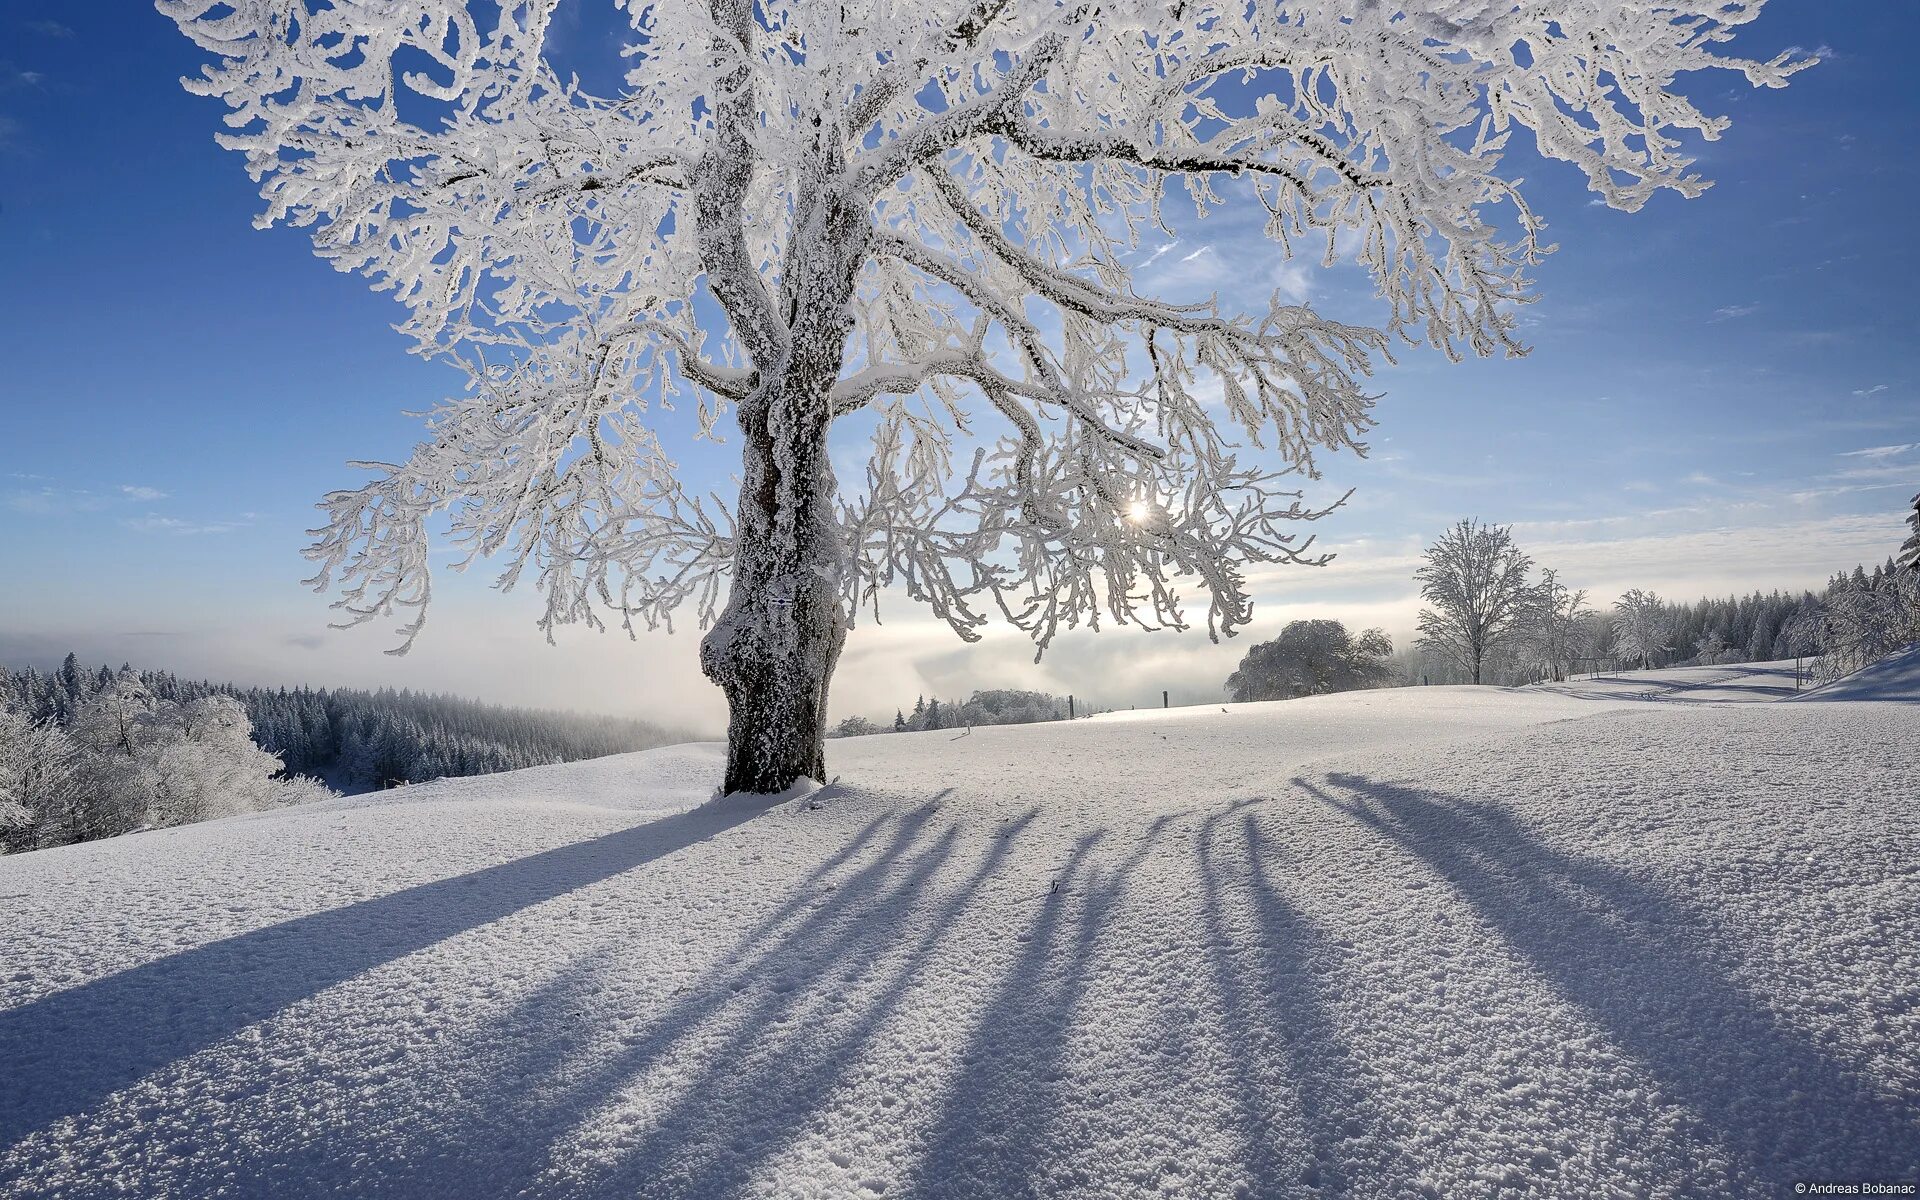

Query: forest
[0,657,689,853]
[1400,521,1919,689]
[1224,546,1918,703]
[832,689,1072,737]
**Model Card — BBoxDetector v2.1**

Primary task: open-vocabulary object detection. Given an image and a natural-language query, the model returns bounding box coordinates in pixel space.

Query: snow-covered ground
[2,666,1915,1198]
[1528,658,1814,704]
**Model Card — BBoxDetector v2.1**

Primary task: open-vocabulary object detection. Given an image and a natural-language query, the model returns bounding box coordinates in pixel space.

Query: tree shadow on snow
[376,810,1167,1200]
[1193,806,1418,1196]
[0,788,800,1148]
[514,806,1045,1199]
[1307,771,1918,1185]
[260,799,1039,1199]
[903,820,1168,1198]
[263,801,950,1199]
[1542,663,1803,704]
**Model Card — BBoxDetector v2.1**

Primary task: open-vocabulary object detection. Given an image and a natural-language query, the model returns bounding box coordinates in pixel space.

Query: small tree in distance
[1694,630,1731,665]
[1613,589,1673,670]
[1415,520,1536,685]
[1226,620,1393,702]
[0,703,80,854]
[1518,568,1595,683]
[163,0,1806,793]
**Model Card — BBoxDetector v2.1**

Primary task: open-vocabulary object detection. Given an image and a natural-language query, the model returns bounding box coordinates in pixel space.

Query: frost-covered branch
[163,0,1804,672]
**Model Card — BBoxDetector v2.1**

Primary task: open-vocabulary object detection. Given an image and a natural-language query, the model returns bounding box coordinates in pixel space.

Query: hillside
[1,672,1915,1197]
[3,657,694,799]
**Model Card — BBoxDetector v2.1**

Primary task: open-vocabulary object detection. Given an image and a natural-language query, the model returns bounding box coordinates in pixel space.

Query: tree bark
[698,186,866,794]
[699,370,848,795]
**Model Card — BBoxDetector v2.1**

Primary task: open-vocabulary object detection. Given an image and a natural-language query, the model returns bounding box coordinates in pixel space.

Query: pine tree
[1901,492,1920,574]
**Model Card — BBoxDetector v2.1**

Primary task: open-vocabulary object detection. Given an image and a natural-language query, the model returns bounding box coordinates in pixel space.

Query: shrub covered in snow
[0,675,337,855]
[1227,620,1394,702]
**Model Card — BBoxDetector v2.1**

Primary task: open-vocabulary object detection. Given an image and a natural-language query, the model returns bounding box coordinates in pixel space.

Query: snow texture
[1796,645,1920,704]
[3,665,1915,1197]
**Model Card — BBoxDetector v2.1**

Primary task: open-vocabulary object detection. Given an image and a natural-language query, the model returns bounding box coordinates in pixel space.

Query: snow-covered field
[3,660,1916,1198]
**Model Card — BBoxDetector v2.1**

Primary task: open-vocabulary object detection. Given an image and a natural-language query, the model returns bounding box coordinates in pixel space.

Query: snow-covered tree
[1612,589,1672,670]
[1415,520,1534,685]
[1226,619,1392,701]
[1693,629,1730,664]
[164,0,1805,792]
[1901,492,1920,574]
[70,672,156,759]
[958,689,1064,725]
[145,697,290,827]
[1777,599,1823,662]
[0,703,81,853]
[1811,566,1920,681]
[1517,568,1594,682]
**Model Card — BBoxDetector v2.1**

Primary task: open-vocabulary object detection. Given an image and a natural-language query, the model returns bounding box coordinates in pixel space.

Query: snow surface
[1527,659,1814,705]
[2,671,1916,1197]
[1797,646,1920,704]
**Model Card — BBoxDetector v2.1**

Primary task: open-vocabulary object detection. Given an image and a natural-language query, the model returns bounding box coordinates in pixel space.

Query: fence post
[1162,690,1169,709]
[1068,694,1075,720]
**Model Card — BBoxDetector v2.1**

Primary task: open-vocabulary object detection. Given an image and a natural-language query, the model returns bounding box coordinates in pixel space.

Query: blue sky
[1,3,1915,729]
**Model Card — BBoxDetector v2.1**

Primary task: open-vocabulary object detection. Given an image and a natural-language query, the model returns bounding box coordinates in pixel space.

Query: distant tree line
[0,655,691,854]
[0,668,333,855]
[831,689,1072,737]
[1404,512,1920,687]
[1227,503,1920,697]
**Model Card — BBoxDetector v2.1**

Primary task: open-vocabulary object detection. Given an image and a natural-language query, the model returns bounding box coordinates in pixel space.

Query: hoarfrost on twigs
[161,0,1805,787]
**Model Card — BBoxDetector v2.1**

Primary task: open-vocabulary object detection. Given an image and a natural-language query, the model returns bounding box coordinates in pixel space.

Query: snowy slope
[2,677,1915,1198]
[1796,645,1920,703]
[1527,658,1813,704]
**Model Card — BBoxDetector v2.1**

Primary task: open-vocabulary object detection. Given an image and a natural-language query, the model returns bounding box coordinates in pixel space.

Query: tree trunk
[697,176,868,795]
[698,278,861,790]
[699,369,848,795]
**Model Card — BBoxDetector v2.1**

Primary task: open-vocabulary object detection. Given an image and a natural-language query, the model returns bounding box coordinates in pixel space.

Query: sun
[1128,499,1153,523]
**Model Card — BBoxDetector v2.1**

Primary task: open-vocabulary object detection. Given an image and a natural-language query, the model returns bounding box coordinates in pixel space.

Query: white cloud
[1852,384,1889,398]
[1781,43,1838,63]
[1526,513,1901,602]
[1708,303,1759,322]
[120,484,169,501]
[5,486,111,515]
[1838,443,1913,460]
[122,514,248,536]
[1137,240,1178,268]
[1268,259,1315,304]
